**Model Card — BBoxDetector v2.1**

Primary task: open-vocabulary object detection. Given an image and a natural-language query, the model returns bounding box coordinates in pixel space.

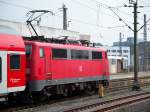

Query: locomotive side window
[10,55,20,69]
[39,48,44,58]
[71,50,89,59]
[0,58,1,82]
[92,51,102,59]
[25,45,32,55]
[52,48,67,59]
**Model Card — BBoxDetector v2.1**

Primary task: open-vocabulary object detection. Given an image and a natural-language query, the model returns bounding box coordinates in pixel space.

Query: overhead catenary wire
[0,0,32,10]
[0,0,128,32]
[54,13,127,32]
[91,0,133,17]
[138,18,150,32]
[66,0,119,20]
[91,0,145,22]
[71,0,150,33]
[67,0,133,25]
[108,7,134,31]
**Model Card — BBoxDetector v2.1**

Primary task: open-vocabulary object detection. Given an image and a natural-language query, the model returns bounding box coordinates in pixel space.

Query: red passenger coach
[25,40,109,97]
[0,26,26,97]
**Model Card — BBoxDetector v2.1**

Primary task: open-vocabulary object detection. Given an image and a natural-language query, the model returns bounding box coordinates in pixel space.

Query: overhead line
[0,0,32,10]
[91,0,133,17]
[109,7,133,31]
[66,0,119,20]
[0,0,130,32]
[54,13,126,32]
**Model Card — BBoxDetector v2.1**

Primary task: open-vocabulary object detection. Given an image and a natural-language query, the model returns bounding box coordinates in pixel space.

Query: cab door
[45,47,52,79]
[0,51,7,94]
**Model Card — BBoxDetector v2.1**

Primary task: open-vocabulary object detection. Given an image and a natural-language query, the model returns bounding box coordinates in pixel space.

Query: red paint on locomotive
[0,26,109,100]
[24,41,109,91]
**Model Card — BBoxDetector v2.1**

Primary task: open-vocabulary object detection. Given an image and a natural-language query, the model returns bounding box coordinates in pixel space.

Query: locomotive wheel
[63,88,69,97]
[33,89,49,102]
[85,84,95,95]
[8,93,17,106]
[21,91,33,104]
[8,93,24,105]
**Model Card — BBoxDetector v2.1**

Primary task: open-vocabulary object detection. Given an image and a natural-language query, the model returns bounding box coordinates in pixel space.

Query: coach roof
[25,40,107,52]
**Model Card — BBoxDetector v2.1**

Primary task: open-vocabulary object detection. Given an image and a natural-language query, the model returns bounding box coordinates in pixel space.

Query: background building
[108,56,128,74]
[0,19,91,41]
[113,37,144,71]
[105,46,130,66]
[104,46,130,74]
[138,41,150,71]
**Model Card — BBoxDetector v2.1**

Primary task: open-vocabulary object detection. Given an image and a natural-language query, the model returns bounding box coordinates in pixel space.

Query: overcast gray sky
[0,0,150,45]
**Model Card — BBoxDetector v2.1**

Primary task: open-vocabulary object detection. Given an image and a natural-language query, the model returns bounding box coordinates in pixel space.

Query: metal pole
[143,14,147,72]
[144,14,147,41]
[132,1,140,90]
[119,32,122,57]
[63,4,67,30]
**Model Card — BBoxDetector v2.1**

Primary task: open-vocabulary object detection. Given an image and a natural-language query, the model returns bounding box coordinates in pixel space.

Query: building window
[52,48,67,59]
[92,51,102,59]
[117,50,121,53]
[0,58,1,82]
[39,48,44,58]
[123,55,128,58]
[10,55,20,69]
[123,50,128,53]
[111,59,116,65]
[71,50,89,59]
[111,50,116,53]
[25,44,32,55]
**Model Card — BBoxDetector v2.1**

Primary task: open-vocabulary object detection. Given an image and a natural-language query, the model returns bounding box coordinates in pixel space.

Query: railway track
[1,76,150,112]
[64,91,150,112]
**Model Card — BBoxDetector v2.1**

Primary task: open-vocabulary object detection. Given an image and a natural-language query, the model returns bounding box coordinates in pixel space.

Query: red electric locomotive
[0,25,109,102]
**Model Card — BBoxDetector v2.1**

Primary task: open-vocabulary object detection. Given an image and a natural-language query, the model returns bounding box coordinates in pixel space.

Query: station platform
[110,72,150,80]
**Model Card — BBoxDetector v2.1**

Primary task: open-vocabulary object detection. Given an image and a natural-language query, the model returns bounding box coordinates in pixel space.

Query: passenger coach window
[52,48,67,59]
[92,51,102,59]
[71,50,89,59]
[10,55,20,69]
[39,48,44,58]
[0,58,1,82]
[105,52,108,59]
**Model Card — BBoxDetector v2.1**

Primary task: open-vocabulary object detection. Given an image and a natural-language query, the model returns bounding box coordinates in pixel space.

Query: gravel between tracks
[14,86,150,112]
[1,76,150,112]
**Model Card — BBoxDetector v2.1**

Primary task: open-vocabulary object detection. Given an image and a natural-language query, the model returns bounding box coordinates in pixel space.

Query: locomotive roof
[0,33,25,51]
[25,40,107,52]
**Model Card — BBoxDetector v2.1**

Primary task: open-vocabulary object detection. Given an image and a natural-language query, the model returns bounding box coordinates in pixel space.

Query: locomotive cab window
[10,55,20,69]
[39,48,44,58]
[25,44,32,56]
[52,48,67,59]
[0,58,1,82]
[92,51,102,59]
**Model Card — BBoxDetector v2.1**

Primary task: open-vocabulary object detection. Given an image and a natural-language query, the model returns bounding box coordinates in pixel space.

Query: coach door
[0,51,7,94]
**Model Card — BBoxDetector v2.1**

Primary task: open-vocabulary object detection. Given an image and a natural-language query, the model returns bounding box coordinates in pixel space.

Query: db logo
[79,66,83,72]
[10,78,21,83]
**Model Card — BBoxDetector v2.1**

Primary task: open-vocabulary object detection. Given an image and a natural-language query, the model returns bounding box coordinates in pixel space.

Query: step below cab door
[0,51,7,94]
